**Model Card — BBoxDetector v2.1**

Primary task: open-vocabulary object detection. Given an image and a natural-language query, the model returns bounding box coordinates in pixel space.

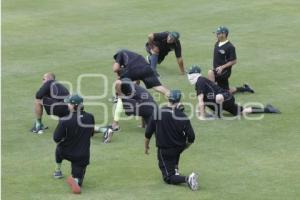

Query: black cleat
[244,84,255,93]
[265,104,281,114]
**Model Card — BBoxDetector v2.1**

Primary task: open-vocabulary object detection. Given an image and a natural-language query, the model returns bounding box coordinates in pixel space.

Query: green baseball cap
[187,65,201,74]
[64,94,83,105]
[169,31,180,40]
[215,26,229,35]
[168,90,182,103]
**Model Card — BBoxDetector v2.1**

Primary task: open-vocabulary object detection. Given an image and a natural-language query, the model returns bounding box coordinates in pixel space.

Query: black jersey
[145,106,195,149]
[114,50,150,73]
[122,84,157,118]
[152,32,182,58]
[36,80,69,101]
[53,111,95,163]
[195,76,232,102]
[213,41,236,71]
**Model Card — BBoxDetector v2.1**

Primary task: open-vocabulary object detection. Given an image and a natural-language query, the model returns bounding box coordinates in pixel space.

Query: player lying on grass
[53,94,94,194]
[112,49,170,97]
[30,72,69,134]
[145,90,199,191]
[188,65,280,120]
[145,31,185,75]
[208,26,254,94]
[100,78,158,143]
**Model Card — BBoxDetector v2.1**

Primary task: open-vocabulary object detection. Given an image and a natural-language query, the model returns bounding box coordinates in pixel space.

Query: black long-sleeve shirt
[122,84,157,118]
[145,106,195,149]
[53,111,95,162]
[36,80,69,100]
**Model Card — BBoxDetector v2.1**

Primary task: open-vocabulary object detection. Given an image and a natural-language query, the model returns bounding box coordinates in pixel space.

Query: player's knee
[35,99,42,105]
[208,69,215,78]
[215,94,224,104]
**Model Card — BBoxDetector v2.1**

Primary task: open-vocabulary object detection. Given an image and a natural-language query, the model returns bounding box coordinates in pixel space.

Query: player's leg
[153,85,170,97]
[230,84,255,94]
[208,69,216,82]
[242,104,281,114]
[149,46,160,71]
[114,79,122,96]
[31,99,44,133]
[142,73,170,97]
[157,148,187,185]
[67,162,85,194]
[53,147,64,178]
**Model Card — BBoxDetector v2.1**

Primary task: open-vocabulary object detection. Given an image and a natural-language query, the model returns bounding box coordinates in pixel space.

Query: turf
[2,0,300,199]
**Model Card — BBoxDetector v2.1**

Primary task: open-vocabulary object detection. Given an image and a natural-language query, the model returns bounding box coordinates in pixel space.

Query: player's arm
[144,115,155,154]
[112,62,121,78]
[197,94,206,120]
[176,57,185,75]
[35,81,51,100]
[175,42,185,75]
[219,59,236,70]
[53,120,66,143]
[183,120,195,149]
[148,33,155,43]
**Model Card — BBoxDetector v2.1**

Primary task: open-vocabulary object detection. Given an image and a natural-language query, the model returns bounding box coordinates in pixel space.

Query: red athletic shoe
[67,176,81,194]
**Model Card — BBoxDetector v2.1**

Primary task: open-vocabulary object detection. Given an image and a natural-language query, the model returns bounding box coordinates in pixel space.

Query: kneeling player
[187,65,280,120]
[144,90,199,191]
[53,94,95,194]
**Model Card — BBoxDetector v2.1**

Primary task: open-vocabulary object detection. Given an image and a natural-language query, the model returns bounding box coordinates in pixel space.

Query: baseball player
[112,49,170,97]
[30,72,69,134]
[144,90,199,191]
[208,26,254,94]
[53,94,95,194]
[188,65,280,120]
[104,78,158,143]
[145,31,185,75]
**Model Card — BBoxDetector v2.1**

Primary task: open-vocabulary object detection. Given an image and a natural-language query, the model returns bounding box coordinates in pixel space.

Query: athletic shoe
[265,104,281,113]
[175,168,180,176]
[53,170,63,179]
[103,128,114,144]
[30,123,45,134]
[108,96,118,103]
[244,84,255,93]
[187,172,199,191]
[67,176,81,194]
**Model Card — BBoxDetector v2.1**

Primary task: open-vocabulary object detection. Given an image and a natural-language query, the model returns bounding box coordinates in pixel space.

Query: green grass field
[2,0,300,199]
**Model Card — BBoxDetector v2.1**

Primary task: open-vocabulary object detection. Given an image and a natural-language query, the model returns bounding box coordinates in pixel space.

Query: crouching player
[144,90,199,191]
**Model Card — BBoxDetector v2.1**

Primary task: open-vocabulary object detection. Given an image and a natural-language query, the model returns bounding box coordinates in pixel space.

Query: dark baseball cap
[169,31,180,40]
[168,90,182,103]
[187,65,201,74]
[214,26,229,35]
[64,94,83,105]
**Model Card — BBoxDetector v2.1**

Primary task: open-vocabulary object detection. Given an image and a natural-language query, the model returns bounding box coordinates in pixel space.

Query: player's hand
[216,66,223,75]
